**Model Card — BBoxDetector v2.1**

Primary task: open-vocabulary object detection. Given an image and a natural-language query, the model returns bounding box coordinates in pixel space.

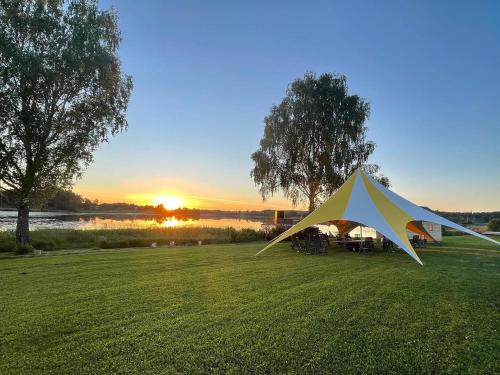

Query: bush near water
[0,227,267,253]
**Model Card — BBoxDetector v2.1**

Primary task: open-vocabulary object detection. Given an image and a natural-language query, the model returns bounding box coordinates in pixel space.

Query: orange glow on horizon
[152,195,184,210]
[73,187,296,211]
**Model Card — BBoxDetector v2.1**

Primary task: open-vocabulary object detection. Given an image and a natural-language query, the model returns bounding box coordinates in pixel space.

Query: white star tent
[257,169,499,265]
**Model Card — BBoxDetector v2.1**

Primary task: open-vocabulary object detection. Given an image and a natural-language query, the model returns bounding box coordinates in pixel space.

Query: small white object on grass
[169,241,175,247]
[151,242,157,248]
[198,240,203,246]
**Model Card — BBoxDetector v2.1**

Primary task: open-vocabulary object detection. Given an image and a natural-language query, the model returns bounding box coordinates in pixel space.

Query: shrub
[1,227,267,253]
[98,240,112,249]
[15,243,34,254]
[32,240,56,251]
[128,238,150,247]
[487,219,500,232]
[227,228,238,242]
[443,228,466,236]
[0,240,16,253]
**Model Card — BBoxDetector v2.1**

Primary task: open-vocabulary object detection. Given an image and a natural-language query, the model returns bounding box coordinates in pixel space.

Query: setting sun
[152,195,183,210]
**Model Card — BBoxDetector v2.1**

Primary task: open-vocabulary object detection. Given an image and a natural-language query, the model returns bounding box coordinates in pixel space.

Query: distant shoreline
[0,209,277,219]
[1,208,499,222]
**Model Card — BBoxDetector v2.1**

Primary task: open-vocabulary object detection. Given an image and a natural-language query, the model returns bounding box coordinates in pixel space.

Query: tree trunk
[16,201,30,245]
[307,180,318,213]
[308,195,316,213]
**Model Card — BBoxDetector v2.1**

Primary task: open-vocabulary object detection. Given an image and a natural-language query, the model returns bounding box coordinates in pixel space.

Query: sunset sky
[74,0,500,212]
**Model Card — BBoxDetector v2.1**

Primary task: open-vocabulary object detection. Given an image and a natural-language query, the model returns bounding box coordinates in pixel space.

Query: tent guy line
[256,169,499,265]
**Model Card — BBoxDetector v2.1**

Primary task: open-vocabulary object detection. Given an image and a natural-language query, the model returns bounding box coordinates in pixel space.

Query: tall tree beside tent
[0,0,133,249]
[251,72,387,212]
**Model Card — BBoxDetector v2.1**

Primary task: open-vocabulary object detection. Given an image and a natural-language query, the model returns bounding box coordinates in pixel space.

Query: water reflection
[77,216,264,230]
[0,211,266,231]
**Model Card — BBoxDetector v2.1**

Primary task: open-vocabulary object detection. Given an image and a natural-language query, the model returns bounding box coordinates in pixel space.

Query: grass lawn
[1,236,499,374]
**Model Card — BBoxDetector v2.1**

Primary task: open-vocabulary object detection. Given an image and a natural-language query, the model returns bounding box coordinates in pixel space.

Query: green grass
[439,235,500,249]
[0,236,499,374]
[0,227,266,253]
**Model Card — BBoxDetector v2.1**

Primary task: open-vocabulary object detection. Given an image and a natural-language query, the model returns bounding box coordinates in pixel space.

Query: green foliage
[31,239,56,251]
[0,231,15,252]
[442,227,466,236]
[251,72,387,211]
[0,227,267,252]
[262,224,291,241]
[487,218,500,231]
[45,190,86,211]
[14,242,33,254]
[0,237,498,373]
[225,228,265,243]
[436,211,500,225]
[0,0,132,242]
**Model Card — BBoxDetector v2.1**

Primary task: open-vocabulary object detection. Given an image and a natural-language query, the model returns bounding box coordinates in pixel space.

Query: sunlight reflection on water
[77,217,266,230]
[0,211,266,231]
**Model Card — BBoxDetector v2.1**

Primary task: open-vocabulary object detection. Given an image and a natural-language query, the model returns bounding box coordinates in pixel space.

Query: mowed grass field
[1,236,499,374]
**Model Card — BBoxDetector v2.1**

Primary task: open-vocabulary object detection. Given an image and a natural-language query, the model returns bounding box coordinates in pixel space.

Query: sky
[73,0,500,212]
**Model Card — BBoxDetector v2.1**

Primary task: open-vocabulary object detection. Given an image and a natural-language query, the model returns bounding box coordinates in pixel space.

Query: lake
[0,211,268,231]
[0,211,375,237]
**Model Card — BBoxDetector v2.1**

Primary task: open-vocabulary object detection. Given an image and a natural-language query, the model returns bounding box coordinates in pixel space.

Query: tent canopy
[257,168,499,265]
[328,220,360,235]
[406,221,437,242]
[327,220,436,242]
